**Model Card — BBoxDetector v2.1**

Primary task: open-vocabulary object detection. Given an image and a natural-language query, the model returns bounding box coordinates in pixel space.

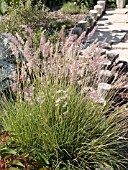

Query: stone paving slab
[105,9,116,15]
[109,49,128,62]
[97,13,128,33]
[96,9,128,65]
[109,23,128,32]
[86,30,126,43]
[99,14,113,21]
[117,55,128,62]
[114,8,128,14]
[108,14,128,23]
[112,42,128,49]
[106,8,128,14]
[97,22,128,31]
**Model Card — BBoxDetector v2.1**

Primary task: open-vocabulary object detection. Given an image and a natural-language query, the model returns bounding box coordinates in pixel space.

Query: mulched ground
[49,10,87,26]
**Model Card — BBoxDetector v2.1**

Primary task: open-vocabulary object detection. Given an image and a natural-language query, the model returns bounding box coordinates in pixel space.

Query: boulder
[0,33,18,91]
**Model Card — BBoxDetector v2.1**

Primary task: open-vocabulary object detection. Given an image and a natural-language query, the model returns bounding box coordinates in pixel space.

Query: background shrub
[0,0,97,15]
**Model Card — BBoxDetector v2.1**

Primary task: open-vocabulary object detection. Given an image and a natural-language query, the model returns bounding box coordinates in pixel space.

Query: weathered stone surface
[0,33,17,91]
[77,21,88,31]
[85,30,126,44]
[83,7,128,107]
[118,55,128,63]
[112,42,128,49]
[109,49,128,62]
[98,14,112,21]
[97,1,106,10]
[108,14,128,23]
[105,9,117,15]
[105,8,128,15]
[97,83,112,97]
[72,27,82,36]
[85,15,94,27]
[113,8,128,14]
[106,51,119,61]
[123,34,128,42]
[0,61,15,80]
[89,10,98,21]
[109,23,128,32]
[99,60,112,69]
[94,5,103,17]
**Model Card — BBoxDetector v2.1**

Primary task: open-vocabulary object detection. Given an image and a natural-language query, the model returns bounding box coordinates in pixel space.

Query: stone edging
[72,0,107,37]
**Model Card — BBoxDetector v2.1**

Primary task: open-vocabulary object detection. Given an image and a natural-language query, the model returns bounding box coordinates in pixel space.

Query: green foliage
[0,0,96,14]
[74,0,95,8]
[61,2,80,14]
[32,0,68,7]
[32,0,95,8]
[0,2,47,35]
[61,2,88,14]
[1,80,128,169]
[0,1,73,44]
[0,0,8,14]
[0,0,27,14]
[107,0,116,8]
[0,131,42,169]
[0,29,128,169]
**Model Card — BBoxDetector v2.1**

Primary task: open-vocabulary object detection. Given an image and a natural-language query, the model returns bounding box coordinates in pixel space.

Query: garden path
[88,8,128,62]
[82,8,128,105]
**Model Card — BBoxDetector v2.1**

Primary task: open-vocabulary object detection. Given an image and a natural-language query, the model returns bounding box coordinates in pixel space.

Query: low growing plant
[61,2,80,14]
[61,2,88,14]
[0,1,48,34]
[0,130,42,169]
[0,1,74,45]
[0,27,128,169]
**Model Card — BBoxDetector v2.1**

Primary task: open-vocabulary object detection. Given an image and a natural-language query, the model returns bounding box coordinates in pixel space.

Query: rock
[85,15,94,27]
[0,33,19,91]
[94,5,103,17]
[72,26,82,36]
[77,20,88,31]
[106,52,122,72]
[97,1,106,11]
[114,61,128,74]
[89,10,98,21]
[100,49,106,55]
[97,83,112,98]
[106,51,119,63]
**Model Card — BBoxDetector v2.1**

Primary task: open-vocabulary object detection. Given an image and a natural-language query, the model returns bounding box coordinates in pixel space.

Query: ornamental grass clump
[0,26,128,169]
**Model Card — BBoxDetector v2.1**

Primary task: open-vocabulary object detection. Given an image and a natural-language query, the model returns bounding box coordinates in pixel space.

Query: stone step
[94,5,103,17]
[89,10,98,21]
[109,49,128,62]
[112,43,128,49]
[105,8,128,14]
[109,23,128,32]
[108,14,128,23]
[85,30,126,44]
